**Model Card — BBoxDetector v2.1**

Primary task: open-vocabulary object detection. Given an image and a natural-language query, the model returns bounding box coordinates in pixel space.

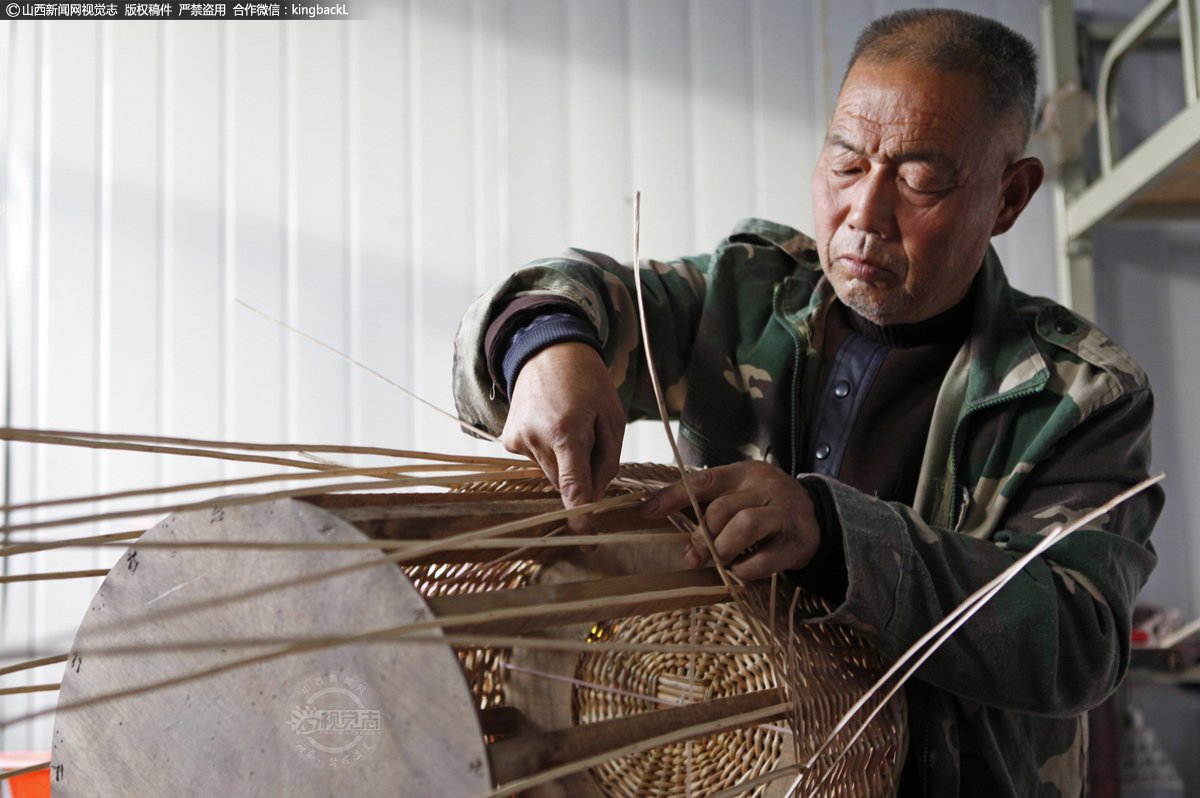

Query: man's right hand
[501,342,625,534]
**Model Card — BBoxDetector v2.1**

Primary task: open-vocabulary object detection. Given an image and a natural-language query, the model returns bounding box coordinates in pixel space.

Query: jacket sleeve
[452,248,711,437]
[807,385,1162,717]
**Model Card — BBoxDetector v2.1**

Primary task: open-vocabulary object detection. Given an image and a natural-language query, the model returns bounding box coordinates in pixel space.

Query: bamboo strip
[0,426,526,466]
[1,429,339,473]
[0,569,108,584]
[4,573,721,729]
[0,683,59,696]
[797,472,1167,784]
[98,491,645,635]
[708,764,804,798]
[2,460,517,515]
[0,622,768,731]
[483,700,792,797]
[0,654,68,677]
[236,300,504,444]
[4,531,688,554]
[629,193,739,608]
[0,530,143,558]
[0,762,51,782]
[683,473,1174,798]
[651,476,1170,798]
[0,469,544,535]
[58,635,769,659]
[499,660,792,736]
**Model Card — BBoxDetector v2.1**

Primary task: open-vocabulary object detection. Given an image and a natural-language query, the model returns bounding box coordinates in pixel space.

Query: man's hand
[642,462,821,581]
[502,342,625,533]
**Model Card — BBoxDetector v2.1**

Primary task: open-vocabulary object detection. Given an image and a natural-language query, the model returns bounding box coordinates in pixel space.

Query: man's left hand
[641,461,821,581]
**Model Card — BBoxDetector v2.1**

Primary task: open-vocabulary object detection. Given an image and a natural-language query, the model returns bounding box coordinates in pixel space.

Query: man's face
[812,59,1018,324]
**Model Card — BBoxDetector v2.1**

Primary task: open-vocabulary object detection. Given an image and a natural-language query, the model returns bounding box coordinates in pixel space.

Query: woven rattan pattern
[574,604,784,798]
[404,559,540,709]
[445,463,906,794]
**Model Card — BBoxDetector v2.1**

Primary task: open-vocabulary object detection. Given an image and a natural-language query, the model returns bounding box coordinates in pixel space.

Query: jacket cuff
[499,311,603,399]
[484,296,584,387]
[786,477,848,604]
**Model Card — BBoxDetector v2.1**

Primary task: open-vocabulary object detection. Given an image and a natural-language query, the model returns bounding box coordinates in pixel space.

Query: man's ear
[992,157,1045,236]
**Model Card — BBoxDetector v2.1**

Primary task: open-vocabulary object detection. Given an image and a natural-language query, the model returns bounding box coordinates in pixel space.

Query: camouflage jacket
[452,218,1162,797]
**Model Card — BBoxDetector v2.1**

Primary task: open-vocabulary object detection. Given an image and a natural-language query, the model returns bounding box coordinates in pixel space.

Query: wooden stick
[629,192,738,602]
[0,569,108,584]
[0,530,143,558]
[236,299,505,444]
[708,763,804,798]
[0,683,59,696]
[487,688,788,785]
[0,653,68,677]
[423,569,734,636]
[3,572,725,730]
[483,700,792,797]
[54,635,770,660]
[0,762,51,782]
[1,532,689,554]
[2,460,517,515]
[1,428,340,473]
[0,426,527,465]
[98,490,646,635]
[0,469,544,535]
[0,624,770,732]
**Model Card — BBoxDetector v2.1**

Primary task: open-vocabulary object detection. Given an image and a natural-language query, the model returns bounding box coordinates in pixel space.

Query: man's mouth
[836,255,894,282]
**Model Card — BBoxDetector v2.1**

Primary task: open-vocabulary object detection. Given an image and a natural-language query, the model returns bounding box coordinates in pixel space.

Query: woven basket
[571,585,906,798]
[427,463,906,796]
[403,558,540,710]
[574,604,786,798]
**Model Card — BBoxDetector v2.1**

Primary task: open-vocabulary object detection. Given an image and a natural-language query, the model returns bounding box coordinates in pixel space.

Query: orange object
[1,752,51,798]
[6,768,51,798]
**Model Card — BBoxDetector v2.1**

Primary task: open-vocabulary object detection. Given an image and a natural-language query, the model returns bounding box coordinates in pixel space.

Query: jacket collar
[781,244,1049,408]
[961,245,1049,408]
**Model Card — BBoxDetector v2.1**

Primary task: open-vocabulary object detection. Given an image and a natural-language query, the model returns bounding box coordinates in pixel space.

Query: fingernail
[684,546,700,568]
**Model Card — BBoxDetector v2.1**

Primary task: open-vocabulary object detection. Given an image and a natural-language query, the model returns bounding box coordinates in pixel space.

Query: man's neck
[840,284,975,349]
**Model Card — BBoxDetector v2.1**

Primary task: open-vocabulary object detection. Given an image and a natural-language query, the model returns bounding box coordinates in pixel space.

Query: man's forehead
[825,129,960,171]
[826,62,989,163]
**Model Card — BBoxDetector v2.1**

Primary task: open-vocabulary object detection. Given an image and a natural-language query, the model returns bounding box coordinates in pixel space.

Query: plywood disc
[50,498,490,797]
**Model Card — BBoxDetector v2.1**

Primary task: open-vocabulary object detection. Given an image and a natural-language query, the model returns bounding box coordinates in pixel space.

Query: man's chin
[830,279,910,325]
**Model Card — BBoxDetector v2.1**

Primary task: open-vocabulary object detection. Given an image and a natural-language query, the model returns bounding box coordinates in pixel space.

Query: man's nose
[846,169,897,238]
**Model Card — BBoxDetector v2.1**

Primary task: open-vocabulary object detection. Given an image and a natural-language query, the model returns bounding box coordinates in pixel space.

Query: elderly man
[453,8,1162,796]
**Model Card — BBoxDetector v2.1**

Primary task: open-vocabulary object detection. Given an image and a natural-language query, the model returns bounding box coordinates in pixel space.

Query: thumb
[554,445,596,535]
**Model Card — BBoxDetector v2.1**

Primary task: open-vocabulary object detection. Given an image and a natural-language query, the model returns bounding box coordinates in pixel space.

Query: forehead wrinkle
[826,122,963,175]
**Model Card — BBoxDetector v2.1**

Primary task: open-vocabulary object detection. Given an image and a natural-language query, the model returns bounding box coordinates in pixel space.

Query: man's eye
[901,179,947,196]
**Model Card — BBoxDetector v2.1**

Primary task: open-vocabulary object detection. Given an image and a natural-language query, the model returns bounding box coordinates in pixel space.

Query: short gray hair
[847,9,1039,145]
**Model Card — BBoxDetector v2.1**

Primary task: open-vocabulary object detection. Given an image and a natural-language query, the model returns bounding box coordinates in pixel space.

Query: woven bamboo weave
[441,463,907,796]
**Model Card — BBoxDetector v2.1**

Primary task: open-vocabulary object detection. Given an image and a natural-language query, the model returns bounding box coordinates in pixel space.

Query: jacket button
[1054,318,1077,335]
[814,443,831,460]
[833,380,851,398]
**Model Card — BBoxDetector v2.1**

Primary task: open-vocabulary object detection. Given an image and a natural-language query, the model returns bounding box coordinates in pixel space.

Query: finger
[554,441,597,535]
[729,547,785,582]
[519,438,560,492]
[589,415,623,499]
[643,465,740,518]
[687,494,772,564]
[692,506,782,568]
[704,491,771,538]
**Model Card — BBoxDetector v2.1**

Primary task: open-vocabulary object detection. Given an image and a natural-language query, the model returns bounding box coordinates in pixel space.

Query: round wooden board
[51,499,490,797]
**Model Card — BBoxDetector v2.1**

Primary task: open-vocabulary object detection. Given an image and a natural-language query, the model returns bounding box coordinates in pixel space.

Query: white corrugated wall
[1,0,1195,773]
